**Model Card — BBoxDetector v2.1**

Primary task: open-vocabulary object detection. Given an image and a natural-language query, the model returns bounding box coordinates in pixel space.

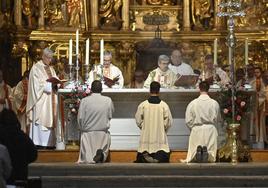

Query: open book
[103,76,119,88]
[46,77,67,85]
[174,74,199,87]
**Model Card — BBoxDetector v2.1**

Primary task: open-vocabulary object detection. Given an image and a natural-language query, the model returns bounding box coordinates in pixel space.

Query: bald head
[171,49,182,66]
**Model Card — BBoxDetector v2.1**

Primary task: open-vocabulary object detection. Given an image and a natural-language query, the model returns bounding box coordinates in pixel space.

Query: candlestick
[85,38,89,65]
[76,29,79,56]
[69,39,72,65]
[214,38,218,66]
[245,38,248,65]
[100,39,104,65]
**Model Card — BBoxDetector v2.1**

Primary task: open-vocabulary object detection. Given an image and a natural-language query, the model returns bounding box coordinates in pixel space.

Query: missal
[174,74,199,87]
[103,76,119,88]
[46,77,67,85]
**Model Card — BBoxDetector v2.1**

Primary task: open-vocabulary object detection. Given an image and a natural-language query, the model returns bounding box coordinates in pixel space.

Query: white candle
[85,38,89,65]
[100,39,104,65]
[76,29,79,55]
[213,38,217,65]
[245,38,248,65]
[69,39,72,65]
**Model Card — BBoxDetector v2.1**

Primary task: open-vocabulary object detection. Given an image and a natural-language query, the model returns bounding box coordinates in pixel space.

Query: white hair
[103,51,112,58]
[158,55,169,64]
[43,47,54,58]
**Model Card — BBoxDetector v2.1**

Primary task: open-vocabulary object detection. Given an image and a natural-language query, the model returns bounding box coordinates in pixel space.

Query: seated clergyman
[135,81,173,163]
[87,51,124,89]
[144,55,177,88]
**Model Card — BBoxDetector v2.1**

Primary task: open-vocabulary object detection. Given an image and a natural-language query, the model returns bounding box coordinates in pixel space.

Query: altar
[56,88,240,150]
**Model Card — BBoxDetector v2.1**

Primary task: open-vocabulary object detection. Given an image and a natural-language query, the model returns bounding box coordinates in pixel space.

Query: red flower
[236,115,241,121]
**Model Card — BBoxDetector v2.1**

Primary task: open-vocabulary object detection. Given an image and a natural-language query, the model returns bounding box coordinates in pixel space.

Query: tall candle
[213,38,218,65]
[69,39,72,65]
[76,29,79,55]
[85,38,89,65]
[100,39,104,65]
[245,38,248,65]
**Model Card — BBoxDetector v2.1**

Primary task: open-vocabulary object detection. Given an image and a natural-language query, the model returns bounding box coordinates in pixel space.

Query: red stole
[44,65,56,128]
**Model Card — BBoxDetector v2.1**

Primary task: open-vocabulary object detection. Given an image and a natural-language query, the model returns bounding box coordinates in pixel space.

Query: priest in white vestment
[77,80,114,163]
[86,51,124,89]
[10,70,29,133]
[144,55,177,88]
[169,49,194,76]
[26,48,58,148]
[182,81,221,163]
[0,69,12,112]
[203,55,230,87]
[135,81,173,163]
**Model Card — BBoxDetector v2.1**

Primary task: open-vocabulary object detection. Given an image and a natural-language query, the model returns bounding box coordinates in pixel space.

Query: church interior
[0,0,268,187]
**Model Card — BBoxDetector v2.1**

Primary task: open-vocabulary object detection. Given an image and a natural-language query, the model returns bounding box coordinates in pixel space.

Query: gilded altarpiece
[0,0,266,86]
[0,0,267,149]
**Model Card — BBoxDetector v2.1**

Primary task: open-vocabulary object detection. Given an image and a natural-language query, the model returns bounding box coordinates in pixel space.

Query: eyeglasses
[171,55,182,58]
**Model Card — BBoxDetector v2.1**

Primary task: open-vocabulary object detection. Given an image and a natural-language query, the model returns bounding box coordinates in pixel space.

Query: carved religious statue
[22,0,39,28]
[191,0,213,30]
[44,0,65,27]
[99,0,123,30]
[67,0,82,27]
[146,0,174,5]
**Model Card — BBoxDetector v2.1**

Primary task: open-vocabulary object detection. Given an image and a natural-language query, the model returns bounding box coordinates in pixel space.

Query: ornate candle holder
[210,65,221,89]
[217,0,250,163]
[84,64,90,82]
[244,67,252,89]
[68,64,73,81]
[75,54,80,86]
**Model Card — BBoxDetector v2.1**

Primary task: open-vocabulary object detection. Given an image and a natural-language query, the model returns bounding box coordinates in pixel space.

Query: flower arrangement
[64,85,91,113]
[218,89,249,124]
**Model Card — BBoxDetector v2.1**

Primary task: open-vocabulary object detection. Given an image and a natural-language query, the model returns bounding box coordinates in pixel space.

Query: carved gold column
[83,0,89,30]
[183,0,191,31]
[214,0,221,29]
[90,0,98,29]
[122,0,130,30]
[38,0,45,29]
[14,0,22,27]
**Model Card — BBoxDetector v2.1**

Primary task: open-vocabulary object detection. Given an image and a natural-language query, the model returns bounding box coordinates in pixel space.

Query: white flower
[240,101,246,107]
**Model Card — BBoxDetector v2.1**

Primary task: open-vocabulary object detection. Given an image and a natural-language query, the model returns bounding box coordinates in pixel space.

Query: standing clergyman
[26,48,58,148]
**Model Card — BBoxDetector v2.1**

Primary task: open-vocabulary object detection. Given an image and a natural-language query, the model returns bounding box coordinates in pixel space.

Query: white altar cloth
[57,88,254,150]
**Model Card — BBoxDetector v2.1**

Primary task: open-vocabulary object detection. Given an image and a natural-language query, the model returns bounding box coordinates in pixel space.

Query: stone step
[37,175,268,188]
[35,149,268,163]
[29,163,268,177]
